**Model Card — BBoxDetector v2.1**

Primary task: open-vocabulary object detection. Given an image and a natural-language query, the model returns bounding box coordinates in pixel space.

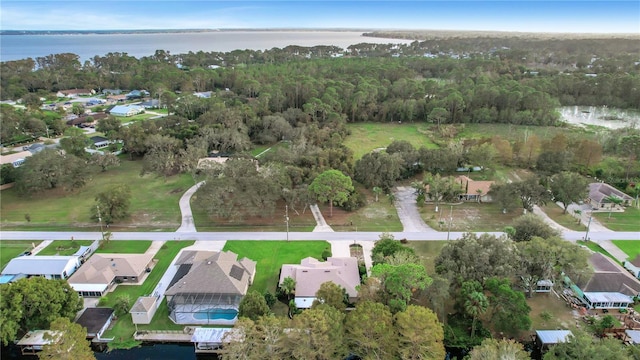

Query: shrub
[321,248,332,260]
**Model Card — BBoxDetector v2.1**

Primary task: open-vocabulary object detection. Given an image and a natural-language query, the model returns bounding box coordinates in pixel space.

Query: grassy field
[101,241,194,349]
[0,240,42,270]
[592,207,640,231]
[456,123,597,141]
[0,159,193,231]
[405,241,448,275]
[321,189,403,232]
[611,240,640,260]
[527,293,577,333]
[222,241,330,294]
[117,113,156,123]
[540,204,586,231]
[420,202,521,232]
[344,123,438,159]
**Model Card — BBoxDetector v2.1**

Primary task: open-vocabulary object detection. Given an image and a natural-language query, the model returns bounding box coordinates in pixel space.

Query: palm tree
[573,209,582,224]
[280,276,296,301]
[605,195,624,219]
[465,291,488,339]
[372,187,382,202]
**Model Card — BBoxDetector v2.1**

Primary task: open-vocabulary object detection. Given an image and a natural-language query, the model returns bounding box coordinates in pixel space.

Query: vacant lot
[541,204,586,231]
[405,240,448,275]
[344,123,438,159]
[420,202,521,232]
[222,241,330,294]
[1,240,42,270]
[456,123,597,141]
[320,188,402,232]
[0,159,193,231]
[101,241,195,349]
[592,207,640,231]
[611,240,640,260]
[527,293,578,334]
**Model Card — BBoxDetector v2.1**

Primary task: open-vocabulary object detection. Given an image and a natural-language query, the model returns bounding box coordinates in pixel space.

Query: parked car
[19,251,32,257]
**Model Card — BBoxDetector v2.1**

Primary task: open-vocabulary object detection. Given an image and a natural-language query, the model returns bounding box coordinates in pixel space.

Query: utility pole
[584,213,592,241]
[446,205,453,241]
[96,205,105,241]
[285,204,290,242]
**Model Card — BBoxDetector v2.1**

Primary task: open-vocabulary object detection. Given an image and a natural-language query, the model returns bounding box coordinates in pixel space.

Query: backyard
[0,240,41,270]
[592,207,640,231]
[0,159,193,231]
[100,241,195,349]
[344,123,438,159]
[526,293,578,335]
[420,202,522,232]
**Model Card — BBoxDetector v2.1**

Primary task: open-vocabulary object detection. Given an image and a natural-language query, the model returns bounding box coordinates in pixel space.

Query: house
[0,150,32,168]
[165,250,256,325]
[623,255,640,279]
[455,175,495,202]
[56,89,95,98]
[588,183,633,210]
[126,90,149,100]
[141,99,160,108]
[1,256,81,280]
[535,330,572,350]
[194,91,212,99]
[279,257,360,309]
[75,308,115,340]
[16,330,60,355]
[573,253,640,309]
[67,253,154,297]
[66,112,109,126]
[90,136,110,149]
[109,105,144,117]
[130,296,160,325]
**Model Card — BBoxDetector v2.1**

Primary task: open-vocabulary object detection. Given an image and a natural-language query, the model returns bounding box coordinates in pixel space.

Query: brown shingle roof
[68,253,154,285]
[165,251,255,296]
[584,253,640,296]
[455,175,494,196]
[130,296,157,313]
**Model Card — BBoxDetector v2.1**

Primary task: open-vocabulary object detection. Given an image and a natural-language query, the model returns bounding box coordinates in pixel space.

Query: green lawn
[37,240,93,256]
[0,240,42,270]
[344,123,438,160]
[456,123,597,141]
[577,240,620,264]
[540,204,586,231]
[325,190,403,232]
[420,202,521,232]
[0,159,193,231]
[405,241,448,275]
[222,241,330,294]
[101,240,194,349]
[611,240,640,260]
[117,113,156,123]
[592,207,640,231]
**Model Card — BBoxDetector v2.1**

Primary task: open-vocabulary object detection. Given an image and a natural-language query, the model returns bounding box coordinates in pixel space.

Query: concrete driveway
[393,186,435,232]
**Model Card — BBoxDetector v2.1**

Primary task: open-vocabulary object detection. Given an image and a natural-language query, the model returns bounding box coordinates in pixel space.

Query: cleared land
[0,240,42,270]
[611,240,640,260]
[456,123,597,141]
[420,202,521,232]
[222,241,330,294]
[0,159,193,231]
[405,240,448,275]
[344,123,438,159]
[541,204,586,231]
[592,207,640,232]
[320,187,403,232]
[526,293,578,334]
[101,241,195,349]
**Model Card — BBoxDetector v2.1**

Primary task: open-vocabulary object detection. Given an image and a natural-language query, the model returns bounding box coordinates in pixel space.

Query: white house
[130,296,159,325]
[624,256,640,279]
[109,105,144,117]
[279,257,361,309]
[1,256,81,280]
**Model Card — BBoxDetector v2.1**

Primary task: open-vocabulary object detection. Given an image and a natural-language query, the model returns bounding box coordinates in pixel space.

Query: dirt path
[393,186,435,232]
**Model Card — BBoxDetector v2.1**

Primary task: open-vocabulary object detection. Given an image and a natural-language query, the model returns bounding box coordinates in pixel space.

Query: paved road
[1,230,637,242]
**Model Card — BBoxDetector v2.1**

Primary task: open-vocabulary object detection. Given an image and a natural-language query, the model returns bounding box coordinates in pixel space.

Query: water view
[558,106,640,129]
[0,31,413,62]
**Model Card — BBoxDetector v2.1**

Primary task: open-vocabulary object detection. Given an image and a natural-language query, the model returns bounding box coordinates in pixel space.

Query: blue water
[193,308,237,321]
[2,344,218,360]
[0,31,412,63]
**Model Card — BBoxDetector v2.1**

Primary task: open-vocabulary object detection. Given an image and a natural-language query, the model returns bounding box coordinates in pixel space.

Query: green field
[592,207,640,232]
[0,240,42,270]
[0,159,193,231]
[222,241,330,293]
[611,240,640,260]
[101,240,195,349]
[344,123,438,159]
[456,123,597,141]
[540,204,586,231]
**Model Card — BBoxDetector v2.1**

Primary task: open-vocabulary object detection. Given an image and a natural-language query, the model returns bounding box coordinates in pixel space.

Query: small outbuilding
[191,327,232,353]
[75,307,115,340]
[623,255,640,279]
[535,330,572,350]
[16,330,59,355]
[130,296,159,325]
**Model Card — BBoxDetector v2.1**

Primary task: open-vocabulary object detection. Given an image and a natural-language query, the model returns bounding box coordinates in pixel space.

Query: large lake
[0,31,412,62]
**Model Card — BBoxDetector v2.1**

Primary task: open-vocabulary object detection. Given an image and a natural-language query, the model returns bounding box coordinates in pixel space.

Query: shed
[16,330,59,355]
[75,307,115,340]
[130,296,159,325]
[191,327,232,352]
[535,330,572,349]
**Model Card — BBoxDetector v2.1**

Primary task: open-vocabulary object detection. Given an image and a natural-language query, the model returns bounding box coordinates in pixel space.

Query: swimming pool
[193,308,238,321]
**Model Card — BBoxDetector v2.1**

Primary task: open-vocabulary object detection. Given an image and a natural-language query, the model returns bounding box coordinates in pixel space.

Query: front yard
[36,240,152,256]
[611,240,640,260]
[0,240,41,270]
[592,206,640,231]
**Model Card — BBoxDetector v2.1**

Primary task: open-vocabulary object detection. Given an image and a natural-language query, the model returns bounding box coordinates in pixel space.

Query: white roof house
[1,256,81,280]
[583,292,634,309]
[535,330,572,347]
[109,105,144,117]
[279,257,360,309]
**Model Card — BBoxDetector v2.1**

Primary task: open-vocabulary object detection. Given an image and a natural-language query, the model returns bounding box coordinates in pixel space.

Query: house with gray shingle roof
[575,253,640,309]
[588,182,633,210]
[165,250,256,325]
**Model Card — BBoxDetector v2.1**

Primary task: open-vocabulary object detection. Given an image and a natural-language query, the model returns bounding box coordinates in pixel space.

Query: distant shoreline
[0,29,376,36]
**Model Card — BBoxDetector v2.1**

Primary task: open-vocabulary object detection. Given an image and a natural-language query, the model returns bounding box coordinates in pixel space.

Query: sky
[1,1,639,34]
